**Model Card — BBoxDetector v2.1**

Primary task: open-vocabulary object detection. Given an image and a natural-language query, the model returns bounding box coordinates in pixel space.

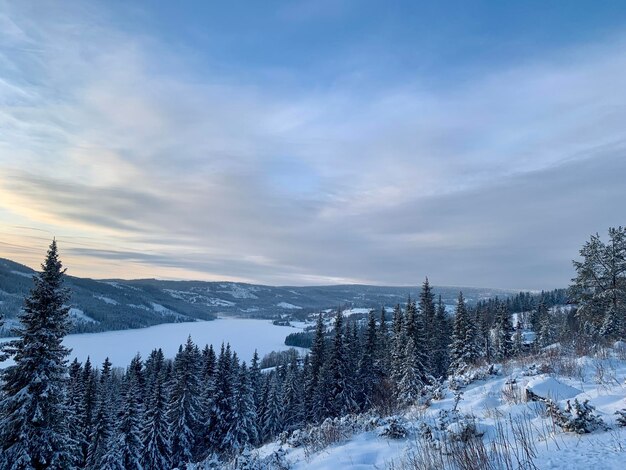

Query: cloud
[1,2,625,288]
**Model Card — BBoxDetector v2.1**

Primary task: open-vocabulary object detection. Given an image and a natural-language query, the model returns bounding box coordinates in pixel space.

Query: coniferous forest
[0,226,625,469]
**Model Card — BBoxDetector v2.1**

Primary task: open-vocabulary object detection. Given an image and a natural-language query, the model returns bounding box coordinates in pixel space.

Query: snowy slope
[247,347,626,469]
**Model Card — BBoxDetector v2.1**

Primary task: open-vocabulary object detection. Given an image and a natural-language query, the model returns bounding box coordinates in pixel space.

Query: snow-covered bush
[615,409,626,427]
[448,364,500,390]
[547,398,606,434]
[379,417,408,439]
[283,414,374,455]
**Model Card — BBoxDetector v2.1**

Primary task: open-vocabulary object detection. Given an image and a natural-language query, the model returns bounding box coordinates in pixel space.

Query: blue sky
[1,0,626,289]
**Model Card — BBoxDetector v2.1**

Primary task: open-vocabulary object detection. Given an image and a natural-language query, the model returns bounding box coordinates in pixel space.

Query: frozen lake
[0,317,303,369]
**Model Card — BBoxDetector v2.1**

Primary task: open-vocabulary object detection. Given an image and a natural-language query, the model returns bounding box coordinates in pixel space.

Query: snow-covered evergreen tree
[0,240,75,469]
[449,292,476,374]
[327,310,358,417]
[226,362,259,453]
[142,350,171,470]
[571,226,626,338]
[306,314,327,423]
[357,309,379,410]
[431,295,451,378]
[109,354,144,470]
[87,357,115,469]
[169,336,203,468]
[495,302,514,360]
[262,371,283,441]
[397,337,425,407]
[418,278,437,374]
[207,344,235,454]
[282,356,304,431]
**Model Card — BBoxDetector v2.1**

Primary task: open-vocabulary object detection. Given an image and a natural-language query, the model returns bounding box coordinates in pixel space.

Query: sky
[1,0,626,290]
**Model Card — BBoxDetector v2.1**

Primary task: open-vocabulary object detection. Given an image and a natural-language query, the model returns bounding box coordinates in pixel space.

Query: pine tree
[431,295,451,378]
[418,278,437,374]
[282,356,304,431]
[87,357,115,469]
[142,351,171,470]
[327,310,358,417]
[357,309,379,410]
[262,371,283,440]
[571,227,626,338]
[207,344,235,454]
[450,292,472,374]
[397,337,425,407]
[169,336,202,468]
[67,358,85,467]
[391,304,406,387]
[248,350,262,444]
[306,314,326,423]
[495,303,514,360]
[80,356,98,466]
[226,362,259,453]
[114,354,144,470]
[0,240,75,469]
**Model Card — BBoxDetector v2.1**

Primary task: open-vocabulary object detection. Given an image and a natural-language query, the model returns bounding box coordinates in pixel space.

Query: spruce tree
[226,362,259,453]
[418,278,437,373]
[207,344,235,454]
[169,336,202,468]
[306,314,326,423]
[114,354,144,470]
[432,295,451,378]
[449,292,471,374]
[80,356,97,466]
[0,240,75,469]
[87,357,115,469]
[495,303,514,360]
[142,351,171,470]
[327,310,358,417]
[262,371,283,441]
[357,309,379,410]
[282,356,304,431]
[397,337,425,407]
[67,358,85,467]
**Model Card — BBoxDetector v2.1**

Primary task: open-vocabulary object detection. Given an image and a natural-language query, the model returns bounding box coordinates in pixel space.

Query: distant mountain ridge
[0,257,517,336]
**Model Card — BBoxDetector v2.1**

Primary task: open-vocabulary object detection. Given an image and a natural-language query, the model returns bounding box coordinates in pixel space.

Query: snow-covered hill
[212,344,626,469]
[0,257,517,336]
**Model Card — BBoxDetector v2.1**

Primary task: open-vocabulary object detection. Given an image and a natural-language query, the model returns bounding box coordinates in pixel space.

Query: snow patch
[69,308,98,324]
[94,295,118,305]
[277,302,302,310]
[10,270,33,278]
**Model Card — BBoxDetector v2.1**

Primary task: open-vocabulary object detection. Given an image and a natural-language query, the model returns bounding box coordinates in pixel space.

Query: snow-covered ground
[0,318,303,369]
[252,347,626,469]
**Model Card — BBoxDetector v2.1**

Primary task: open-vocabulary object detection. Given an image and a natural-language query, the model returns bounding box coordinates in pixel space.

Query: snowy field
[0,318,303,369]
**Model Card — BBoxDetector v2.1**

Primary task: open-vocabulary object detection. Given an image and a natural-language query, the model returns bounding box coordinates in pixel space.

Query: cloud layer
[1,1,625,289]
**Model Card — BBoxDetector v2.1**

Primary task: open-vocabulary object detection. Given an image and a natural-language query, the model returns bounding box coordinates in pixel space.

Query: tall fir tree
[0,240,75,469]
[207,344,235,454]
[262,371,283,441]
[112,354,144,470]
[87,357,115,469]
[169,336,202,468]
[449,292,473,374]
[495,302,514,360]
[306,314,326,423]
[226,362,259,453]
[418,278,437,374]
[327,310,358,417]
[142,350,171,470]
[431,295,451,378]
